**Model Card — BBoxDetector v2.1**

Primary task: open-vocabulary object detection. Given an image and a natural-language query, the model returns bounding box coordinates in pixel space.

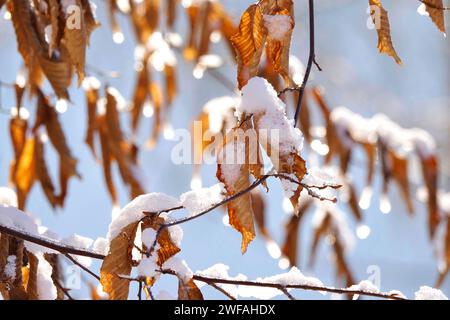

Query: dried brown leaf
[369,0,402,65]
[178,278,204,300]
[424,0,446,34]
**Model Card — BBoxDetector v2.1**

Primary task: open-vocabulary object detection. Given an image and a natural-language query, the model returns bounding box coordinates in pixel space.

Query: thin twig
[206,282,237,300]
[280,287,296,300]
[294,0,316,127]
[64,254,101,281]
[0,224,105,259]
[54,280,75,300]
[160,270,407,301]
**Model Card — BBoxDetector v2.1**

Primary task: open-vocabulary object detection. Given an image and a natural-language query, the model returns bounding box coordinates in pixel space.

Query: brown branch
[294,0,318,128]
[160,269,407,300]
[64,254,101,281]
[0,224,106,259]
[54,280,75,300]
[206,282,237,300]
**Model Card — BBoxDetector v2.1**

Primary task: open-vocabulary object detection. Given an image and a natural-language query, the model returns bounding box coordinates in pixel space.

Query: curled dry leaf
[368,0,402,65]
[231,4,267,89]
[84,85,99,158]
[178,278,204,300]
[423,0,446,34]
[101,213,180,300]
[282,199,312,267]
[101,222,140,300]
[217,118,265,253]
[14,138,36,210]
[34,135,58,208]
[419,154,439,237]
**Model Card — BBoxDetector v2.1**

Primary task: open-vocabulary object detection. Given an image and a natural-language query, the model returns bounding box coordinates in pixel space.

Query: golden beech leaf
[14,138,36,210]
[101,222,139,300]
[347,183,363,221]
[231,4,267,89]
[0,234,9,273]
[164,65,177,106]
[424,0,446,34]
[333,233,355,290]
[390,151,414,214]
[35,90,80,205]
[183,4,200,61]
[9,116,28,180]
[420,155,440,238]
[362,142,376,188]
[34,135,58,208]
[265,7,295,86]
[197,1,213,59]
[131,62,150,132]
[216,120,264,253]
[166,0,177,29]
[44,253,65,300]
[141,214,181,266]
[48,0,61,57]
[62,0,88,85]
[436,218,450,287]
[178,278,204,300]
[105,89,145,198]
[147,82,164,149]
[84,86,99,158]
[309,211,331,267]
[251,190,268,238]
[26,252,39,300]
[38,53,72,100]
[81,0,100,40]
[368,0,402,65]
[282,199,312,267]
[97,115,118,204]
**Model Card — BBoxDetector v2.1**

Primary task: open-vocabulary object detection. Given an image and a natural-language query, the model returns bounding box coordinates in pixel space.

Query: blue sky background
[0,0,449,299]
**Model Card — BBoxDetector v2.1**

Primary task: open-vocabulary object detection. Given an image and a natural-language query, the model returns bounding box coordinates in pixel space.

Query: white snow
[180,184,225,216]
[289,55,305,86]
[239,267,323,299]
[302,167,338,188]
[348,280,379,293]
[0,187,18,207]
[92,237,110,256]
[263,14,293,40]
[196,263,247,298]
[203,96,237,134]
[0,205,56,254]
[62,234,94,267]
[136,255,159,279]
[168,225,183,248]
[35,252,57,300]
[439,192,450,214]
[414,286,448,300]
[147,32,177,71]
[217,137,247,186]
[106,87,127,112]
[108,193,181,239]
[163,257,193,281]
[331,107,377,147]
[141,228,157,248]
[4,255,16,281]
[237,77,304,161]
[81,76,101,91]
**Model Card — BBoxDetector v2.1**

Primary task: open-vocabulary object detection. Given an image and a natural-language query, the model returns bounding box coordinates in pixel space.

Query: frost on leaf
[217,118,264,253]
[418,1,446,34]
[101,193,181,299]
[368,0,402,65]
[237,77,306,212]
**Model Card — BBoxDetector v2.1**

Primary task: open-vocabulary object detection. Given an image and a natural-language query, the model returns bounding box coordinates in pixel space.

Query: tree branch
[160,269,407,301]
[294,0,317,128]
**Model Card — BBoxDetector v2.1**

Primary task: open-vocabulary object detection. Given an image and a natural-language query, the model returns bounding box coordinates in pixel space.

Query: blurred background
[0,0,449,299]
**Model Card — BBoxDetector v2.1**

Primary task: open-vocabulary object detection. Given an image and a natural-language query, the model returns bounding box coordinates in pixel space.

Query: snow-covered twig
[160,269,407,301]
